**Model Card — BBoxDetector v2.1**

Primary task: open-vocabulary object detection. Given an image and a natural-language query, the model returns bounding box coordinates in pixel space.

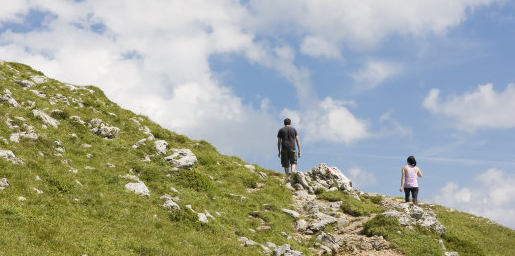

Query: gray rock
[197,213,209,223]
[16,79,36,88]
[33,109,59,128]
[244,164,256,172]
[289,163,354,195]
[0,150,23,164]
[132,138,147,148]
[444,253,460,256]
[165,148,197,169]
[88,118,120,139]
[125,182,150,197]
[265,242,277,249]
[10,131,38,143]
[31,75,48,84]
[0,178,10,187]
[155,140,168,155]
[282,209,300,218]
[294,219,308,232]
[258,172,267,177]
[273,244,303,256]
[0,89,20,107]
[307,212,338,234]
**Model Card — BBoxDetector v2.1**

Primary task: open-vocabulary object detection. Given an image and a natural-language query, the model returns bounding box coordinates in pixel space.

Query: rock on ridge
[88,118,120,139]
[0,150,23,164]
[164,148,197,169]
[382,202,446,236]
[33,109,60,128]
[288,163,356,197]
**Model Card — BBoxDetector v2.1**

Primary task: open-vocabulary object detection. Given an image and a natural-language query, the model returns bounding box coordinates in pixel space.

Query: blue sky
[1,0,515,229]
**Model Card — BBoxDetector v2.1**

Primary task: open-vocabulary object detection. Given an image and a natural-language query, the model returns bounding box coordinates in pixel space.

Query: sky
[1,0,514,229]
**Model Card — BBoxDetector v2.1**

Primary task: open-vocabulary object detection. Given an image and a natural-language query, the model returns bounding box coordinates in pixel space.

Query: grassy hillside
[0,60,514,256]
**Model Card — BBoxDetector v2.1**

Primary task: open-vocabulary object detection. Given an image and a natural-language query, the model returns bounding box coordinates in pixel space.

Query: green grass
[1,60,515,256]
[434,206,515,256]
[364,214,444,255]
[316,190,383,216]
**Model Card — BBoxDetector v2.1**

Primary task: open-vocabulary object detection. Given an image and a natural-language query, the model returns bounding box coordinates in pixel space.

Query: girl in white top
[400,156,423,204]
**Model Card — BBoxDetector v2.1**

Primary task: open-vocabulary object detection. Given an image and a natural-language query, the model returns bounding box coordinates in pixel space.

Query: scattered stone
[244,164,256,172]
[82,144,92,148]
[155,140,168,155]
[258,172,267,178]
[16,79,36,88]
[265,242,277,249]
[33,188,43,194]
[273,244,302,256]
[30,89,47,97]
[198,213,209,223]
[282,209,300,218]
[70,115,85,125]
[132,138,147,149]
[18,196,26,201]
[383,203,446,236]
[160,194,180,211]
[125,182,150,197]
[33,109,59,128]
[170,187,179,193]
[0,89,20,107]
[0,178,10,188]
[88,118,120,139]
[31,75,48,84]
[35,175,41,181]
[75,180,83,186]
[0,150,23,164]
[120,174,140,182]
[445,253,460,256]
[106,163,115,168]
[164,148,197,169]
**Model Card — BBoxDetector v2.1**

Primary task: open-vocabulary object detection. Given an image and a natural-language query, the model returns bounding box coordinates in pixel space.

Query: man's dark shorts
[281,148,297,168]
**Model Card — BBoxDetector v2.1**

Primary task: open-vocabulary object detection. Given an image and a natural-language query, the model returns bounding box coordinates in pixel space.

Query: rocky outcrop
[88,118,120,139]
[164,148,197,169]
[288,163,357,198]
[33,109,60,128]
[0,150,23,164]
[0,89,20,107]
[382,202,446,236]
[273,244,303,256]
[155,140,168,155]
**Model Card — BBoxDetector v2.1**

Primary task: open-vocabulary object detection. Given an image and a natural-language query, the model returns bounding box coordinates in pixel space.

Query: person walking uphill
[277,118,301,176]
[400,156,423,204]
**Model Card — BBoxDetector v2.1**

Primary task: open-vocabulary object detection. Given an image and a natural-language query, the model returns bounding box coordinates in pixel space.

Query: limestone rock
[383,203,446,236]
[0,89,20,107]
[16,79,36,88]
[88,118,120,139]
[125,182,150,197]
[33,109,60,128]
[0,178,10,188]
[282,209,300,218]
[31,75,48,84]
[155,140,168,155]
[0,150,23,164]
[165,148,197,169]
[445,252,460,256]
[273,244,303,256]
[288,163,355,197]
[160,194,180,211]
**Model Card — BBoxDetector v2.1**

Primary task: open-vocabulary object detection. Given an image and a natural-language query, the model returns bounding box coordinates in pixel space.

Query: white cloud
[0,0,501,167]
[281,97,370,144]
[348,167,378,189]
[300,36,341,59]
[423,83,515,131]
[350,60,403,91]
[378,110,413,137]
[433,168,515,229]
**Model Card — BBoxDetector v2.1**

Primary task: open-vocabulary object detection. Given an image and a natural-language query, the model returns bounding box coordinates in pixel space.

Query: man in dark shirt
[277,118,301,176]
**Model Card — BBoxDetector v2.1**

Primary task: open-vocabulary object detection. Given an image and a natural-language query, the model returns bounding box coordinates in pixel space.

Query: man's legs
[284,167,290,176]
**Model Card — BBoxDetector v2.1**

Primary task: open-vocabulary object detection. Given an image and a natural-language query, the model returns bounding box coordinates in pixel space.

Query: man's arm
[295,135,301,157]
[277,137,281,158]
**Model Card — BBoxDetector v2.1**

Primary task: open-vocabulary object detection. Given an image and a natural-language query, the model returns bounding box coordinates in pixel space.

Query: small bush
[173,170,215,192]
[364,214,400,239]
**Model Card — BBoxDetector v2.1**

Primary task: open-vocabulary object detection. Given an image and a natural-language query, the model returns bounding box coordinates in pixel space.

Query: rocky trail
[268,163,458,256]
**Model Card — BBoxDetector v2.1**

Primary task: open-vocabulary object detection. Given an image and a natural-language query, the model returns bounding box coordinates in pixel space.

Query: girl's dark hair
[407,156,416,166]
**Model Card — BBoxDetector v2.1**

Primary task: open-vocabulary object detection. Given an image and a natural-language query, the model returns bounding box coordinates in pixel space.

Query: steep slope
[0,60,514,256]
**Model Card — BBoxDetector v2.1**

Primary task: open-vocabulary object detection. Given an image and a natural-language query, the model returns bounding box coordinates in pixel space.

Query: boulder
[273,244,303,256]
[0,89,20,107]
[88,118,120,139]
[288,163,355,196]
[282,209,300,218]
[0,150,23,164]
[155,140,168,155]
[125,182,150,197]
[33,109,59,128]
[383,203,446,236]
[165,148,197,169]
[0,178,10,188]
